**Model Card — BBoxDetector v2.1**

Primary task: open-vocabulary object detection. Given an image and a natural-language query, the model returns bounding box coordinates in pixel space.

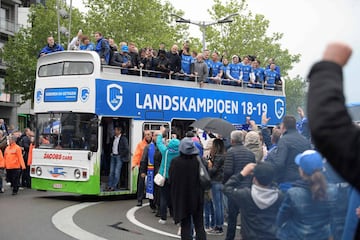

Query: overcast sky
[73,0,360,103]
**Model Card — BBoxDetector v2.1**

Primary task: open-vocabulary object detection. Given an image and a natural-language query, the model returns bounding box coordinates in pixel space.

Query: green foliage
[0,0,86,102]
[1,0,303,104]
[206,0,300,76]
[83,0,188,49]
[284,75,307,116]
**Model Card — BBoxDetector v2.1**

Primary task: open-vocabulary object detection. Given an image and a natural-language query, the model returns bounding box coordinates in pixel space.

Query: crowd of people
[130,109,359,240]
[38,31,283,89]
[0,119,34,195]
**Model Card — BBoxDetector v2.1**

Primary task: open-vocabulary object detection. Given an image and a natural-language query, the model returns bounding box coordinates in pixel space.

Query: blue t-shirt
[210,60,222,77]
[229,63,241,79]
[181,54,192,74]
[264,69,277,85]
[252,67,265,82]
[241,64,252,82]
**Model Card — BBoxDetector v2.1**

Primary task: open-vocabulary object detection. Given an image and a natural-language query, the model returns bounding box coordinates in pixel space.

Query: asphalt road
[0,186,242,240]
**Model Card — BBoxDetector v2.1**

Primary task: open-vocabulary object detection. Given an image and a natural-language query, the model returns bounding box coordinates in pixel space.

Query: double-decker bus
[30,51,286,195]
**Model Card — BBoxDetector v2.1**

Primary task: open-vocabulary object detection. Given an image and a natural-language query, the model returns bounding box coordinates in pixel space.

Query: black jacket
[166,52,181,73]
[208,154,225,183]
[308,61,360,240]
[223,173,283,240]
[308,61,360,190]
[112,134,129,160]
[269,129,311,183]
[223,143,256,186]
[169,154,204,223]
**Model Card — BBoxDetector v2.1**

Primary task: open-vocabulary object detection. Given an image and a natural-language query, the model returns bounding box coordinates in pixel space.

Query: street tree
[206,0,300,77]
[83,0,188,49]
[0,0,86,102]
[284,75,307,116]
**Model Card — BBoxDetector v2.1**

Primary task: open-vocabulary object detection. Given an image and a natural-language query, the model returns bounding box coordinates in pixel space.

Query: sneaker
[205,227,213,233]
[158,219,166,224]
[207,226,223,235]
[177,226,181,236]
[19,187,24,190]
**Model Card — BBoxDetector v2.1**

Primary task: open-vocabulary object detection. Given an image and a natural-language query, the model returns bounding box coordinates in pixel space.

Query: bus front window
[36,113,98,150]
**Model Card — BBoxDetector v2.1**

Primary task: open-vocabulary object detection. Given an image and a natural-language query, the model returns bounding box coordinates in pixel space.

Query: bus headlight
[36,167,42,176]
[74,169,81,179]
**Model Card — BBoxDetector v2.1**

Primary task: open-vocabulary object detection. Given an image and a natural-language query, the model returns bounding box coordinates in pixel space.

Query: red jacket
[4,143,25,169]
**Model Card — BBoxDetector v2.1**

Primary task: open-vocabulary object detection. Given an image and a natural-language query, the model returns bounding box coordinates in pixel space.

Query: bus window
[38,61,93,77]
[36,113,98,150]
[38,62,64,77]
[143,122,169,138]
[63,61,94,75]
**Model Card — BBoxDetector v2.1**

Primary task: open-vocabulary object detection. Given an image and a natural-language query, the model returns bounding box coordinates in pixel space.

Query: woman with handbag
[156,126,180,224]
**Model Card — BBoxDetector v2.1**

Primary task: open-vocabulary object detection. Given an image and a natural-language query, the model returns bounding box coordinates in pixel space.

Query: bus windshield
[36,113,98,150]
[38,61,94,77]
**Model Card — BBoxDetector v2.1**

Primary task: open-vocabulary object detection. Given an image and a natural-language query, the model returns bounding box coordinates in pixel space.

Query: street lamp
[172,13,238,51]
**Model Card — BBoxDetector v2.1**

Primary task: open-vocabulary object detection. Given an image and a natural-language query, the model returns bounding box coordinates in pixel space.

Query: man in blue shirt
[94,31,110,65]
[38,36,64,58]
[240,56,252,85]
[264,63,278,90]
[227,55,242,86]
[250,60,265,88]
[208,52,222,84]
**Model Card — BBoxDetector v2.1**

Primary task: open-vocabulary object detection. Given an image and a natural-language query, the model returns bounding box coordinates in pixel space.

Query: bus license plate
[53,183,63,189]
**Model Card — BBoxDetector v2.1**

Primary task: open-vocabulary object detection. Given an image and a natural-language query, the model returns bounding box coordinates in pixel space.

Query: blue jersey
[210,60,222,77]
[181,54,192,74]
[266,64,281,77]
[264,69,277,85]
[252,67,265,82]
[229,63,241,79]
[240,64,252,83]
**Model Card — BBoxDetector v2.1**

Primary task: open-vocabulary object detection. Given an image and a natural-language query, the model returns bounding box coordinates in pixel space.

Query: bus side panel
[31,174,100,195]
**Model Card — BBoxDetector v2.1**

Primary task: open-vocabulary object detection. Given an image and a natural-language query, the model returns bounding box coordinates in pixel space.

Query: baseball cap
[121,45,129,53]
[295,150,323,176]
[232,55,238,59]
[253,162,275,186]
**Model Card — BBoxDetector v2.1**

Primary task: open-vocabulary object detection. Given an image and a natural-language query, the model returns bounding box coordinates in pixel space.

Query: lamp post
[172,13,238,52]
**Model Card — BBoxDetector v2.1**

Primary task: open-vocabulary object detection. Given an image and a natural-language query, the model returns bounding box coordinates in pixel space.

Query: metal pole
[67,0,72,47]
[201,23,206,52]
[56,0,61,44]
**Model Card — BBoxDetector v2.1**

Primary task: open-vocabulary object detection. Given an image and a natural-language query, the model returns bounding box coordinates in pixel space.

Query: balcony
[0,17,20,35]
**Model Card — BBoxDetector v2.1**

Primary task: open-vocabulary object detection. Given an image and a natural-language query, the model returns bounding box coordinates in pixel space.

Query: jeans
[203,194,214,228]
[108,155,123,189]
[211,182,224,227]
[225,198,239,240]
[160,180,171,220]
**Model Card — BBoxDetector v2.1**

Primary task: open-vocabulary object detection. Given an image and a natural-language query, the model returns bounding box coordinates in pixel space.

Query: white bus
[30,51,286,195]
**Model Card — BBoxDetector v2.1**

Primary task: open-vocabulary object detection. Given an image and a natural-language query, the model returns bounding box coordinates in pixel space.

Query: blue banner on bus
[95,79,286,125]
[44,88,78,102]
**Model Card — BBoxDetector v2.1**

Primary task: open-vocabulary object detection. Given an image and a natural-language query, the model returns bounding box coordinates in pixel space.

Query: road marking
[126,203,180,239]
[52,202,107,240]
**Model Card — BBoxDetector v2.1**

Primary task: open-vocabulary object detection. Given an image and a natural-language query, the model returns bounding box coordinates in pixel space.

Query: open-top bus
[30,51,286,195]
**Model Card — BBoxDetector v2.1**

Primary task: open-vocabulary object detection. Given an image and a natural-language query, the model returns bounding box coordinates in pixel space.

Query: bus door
[100,117,131,191]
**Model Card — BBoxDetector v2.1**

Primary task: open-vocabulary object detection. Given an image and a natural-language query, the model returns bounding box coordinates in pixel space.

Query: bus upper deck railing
[101,65,285,96]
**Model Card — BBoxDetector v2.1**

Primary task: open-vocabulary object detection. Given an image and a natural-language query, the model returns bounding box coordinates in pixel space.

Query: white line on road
[52,202,107,240]
[126,203,180,239]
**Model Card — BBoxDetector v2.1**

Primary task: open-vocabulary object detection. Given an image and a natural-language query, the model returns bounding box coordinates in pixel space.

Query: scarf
[145,143,155,199]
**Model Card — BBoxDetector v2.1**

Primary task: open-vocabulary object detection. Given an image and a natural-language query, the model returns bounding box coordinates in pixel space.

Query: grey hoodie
[251,184,280,209]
